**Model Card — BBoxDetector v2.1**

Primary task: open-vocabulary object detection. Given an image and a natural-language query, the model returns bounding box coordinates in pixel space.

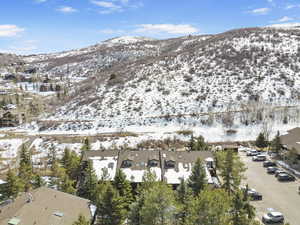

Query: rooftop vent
[53,211,64,217]
[8,218,20,225]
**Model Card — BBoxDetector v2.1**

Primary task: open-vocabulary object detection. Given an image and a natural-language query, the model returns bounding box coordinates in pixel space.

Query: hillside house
[83,150,215,186]
[118,150,162,183]
[279,128,300,165]
[0,110,26,127]
[83,150,119,181]
[161,151,214,185]
[0,187,95,225]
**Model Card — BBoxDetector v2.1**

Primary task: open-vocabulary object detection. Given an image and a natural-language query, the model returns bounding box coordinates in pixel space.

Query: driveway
[240,152,300,225]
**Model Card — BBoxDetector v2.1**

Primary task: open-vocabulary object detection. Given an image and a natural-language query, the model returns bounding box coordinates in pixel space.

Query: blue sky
[0,0,300,54]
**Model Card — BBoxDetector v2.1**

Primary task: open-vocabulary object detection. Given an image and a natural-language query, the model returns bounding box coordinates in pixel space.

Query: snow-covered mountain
[4,26,300,132]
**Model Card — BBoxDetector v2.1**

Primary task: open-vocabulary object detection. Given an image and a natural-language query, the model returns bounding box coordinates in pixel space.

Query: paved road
[240,153,300,225]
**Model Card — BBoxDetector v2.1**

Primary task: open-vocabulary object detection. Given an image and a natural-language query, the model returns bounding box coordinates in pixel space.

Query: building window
[148,160,159,167]
[165,160,175,169]
[121,160,133,168]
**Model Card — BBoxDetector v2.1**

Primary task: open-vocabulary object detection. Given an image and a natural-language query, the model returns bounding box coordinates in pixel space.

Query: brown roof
[0,187,93,225]
[280,128,300,154]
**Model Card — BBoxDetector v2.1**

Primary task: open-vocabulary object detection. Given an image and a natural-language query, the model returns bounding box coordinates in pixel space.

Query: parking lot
[240,152,300,225]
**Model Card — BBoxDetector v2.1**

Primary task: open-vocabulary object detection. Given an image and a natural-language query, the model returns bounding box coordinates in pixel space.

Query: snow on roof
[91,156,117,180]
[164,163,213,185]
[121,167,162,183]
[164,162,192,184]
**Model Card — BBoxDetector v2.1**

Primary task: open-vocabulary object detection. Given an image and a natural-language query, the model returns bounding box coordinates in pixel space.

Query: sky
[0,0,300,55]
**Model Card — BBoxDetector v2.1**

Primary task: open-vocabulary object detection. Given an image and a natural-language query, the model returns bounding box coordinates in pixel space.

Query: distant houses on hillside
[83,150,215,186]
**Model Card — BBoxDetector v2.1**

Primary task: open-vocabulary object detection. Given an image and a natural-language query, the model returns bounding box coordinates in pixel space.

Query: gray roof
[117,150,160,170]
[280,128,300,154]
[0,187,93,225]
[83,150,119,161]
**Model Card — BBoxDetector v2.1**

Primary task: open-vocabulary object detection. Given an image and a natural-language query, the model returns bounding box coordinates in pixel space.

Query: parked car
[266,166,278,174]
[241,187,262,201]
[262,211,284,224]
[263,161,276,167]
[247,150,259,156]
[248,189,263,200]
[252,154,267,161]
[275,170,286,177]
[277,173,296,182]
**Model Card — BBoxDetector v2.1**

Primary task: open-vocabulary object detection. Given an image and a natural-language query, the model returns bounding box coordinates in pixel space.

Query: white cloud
[57,6,78,13]
[35,0,47,3]
[135,24,199,35]
[90,0,142,14]
[248,8,270,15]
[91,0,122,12]
[285,4,300,10]
[277,16,294,22]
[0,25,24,37]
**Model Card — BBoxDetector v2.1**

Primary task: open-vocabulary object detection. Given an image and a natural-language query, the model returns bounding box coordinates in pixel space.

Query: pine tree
[186,189,231,225]
[194,136,208,151]
[58,174,76,194]
[188,158,207,196]
[82,138,91,151]
[188,135,195,151]
[216,150,246,194]
[231,190,255,225]
[18,144,33,191]
[271,131,281,154]
[139,182,176,225]
[72,214,90,225]
[176,179,192,225]
[61,148,80,180]
[5,169,23,199]
[78,160,98,201]
[32,174,45,188]
[255,132,268,148]
[96,183,126,225]
[113,169,133,211]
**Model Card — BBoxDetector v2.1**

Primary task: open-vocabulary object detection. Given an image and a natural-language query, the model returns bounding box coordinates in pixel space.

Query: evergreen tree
[186,189,231,225]
[113,169,133,211]
[97,183,126,225]
[140,169,157,192]
[61,148,80,180]
[18,144,33,191]
[231,190,256,225]
[194,136,208,151]
[78,160,98,201]
[216,150,246,194]
[32,174,45,188]
[188,135,195,151]
[138,183,176,225]
[82,138,91,151]
[58,174,76,194]
[176,179,192,225]
[5,169,23,199]
[188,158,207,196]
[271,131,282,154]
[72,214,90,225]
[255,132,268,148]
